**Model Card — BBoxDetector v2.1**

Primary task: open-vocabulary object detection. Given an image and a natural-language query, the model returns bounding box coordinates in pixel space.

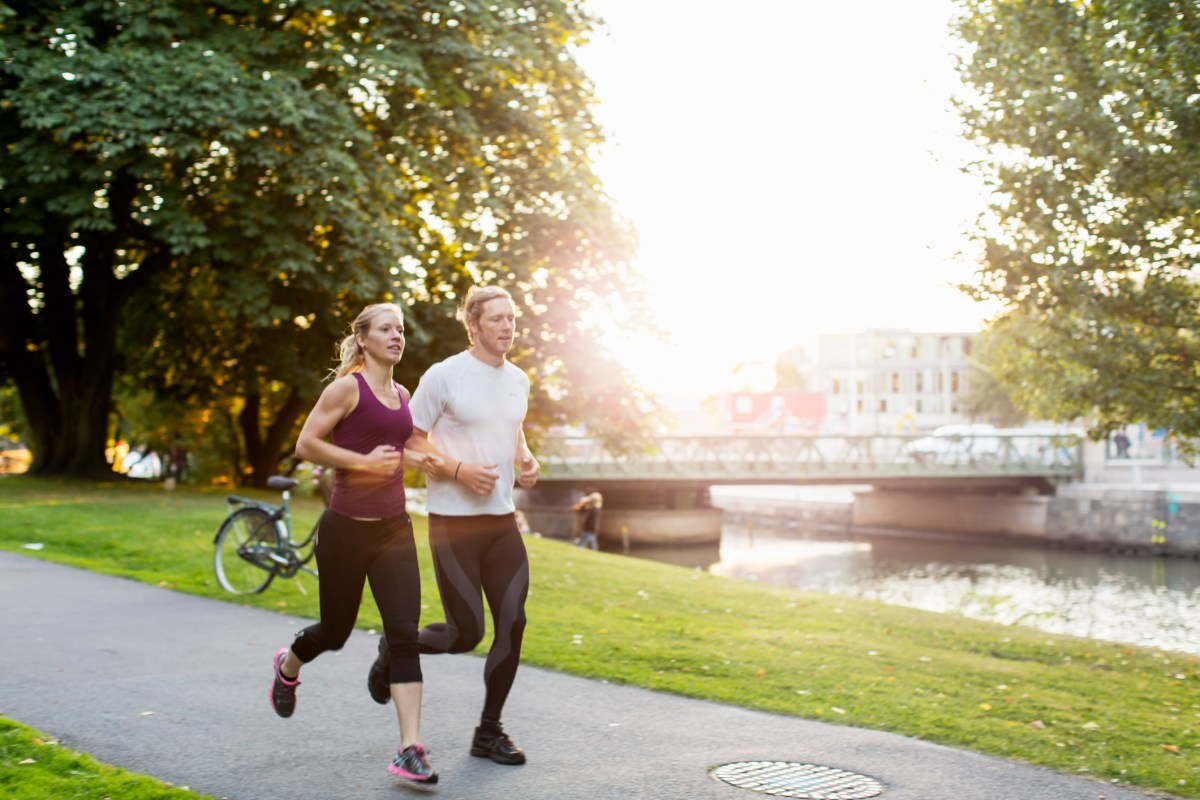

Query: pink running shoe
[269,648,300,718]
[389,743,438,784]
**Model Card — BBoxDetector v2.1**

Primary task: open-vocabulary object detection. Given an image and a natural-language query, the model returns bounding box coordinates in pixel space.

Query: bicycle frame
[223,484,318,580]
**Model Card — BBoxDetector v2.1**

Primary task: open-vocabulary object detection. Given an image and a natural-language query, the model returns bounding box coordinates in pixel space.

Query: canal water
[611,486,1200,657]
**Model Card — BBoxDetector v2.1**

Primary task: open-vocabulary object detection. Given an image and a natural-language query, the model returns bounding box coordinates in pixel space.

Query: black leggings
[420,513,528,724]
[291,510,422,684]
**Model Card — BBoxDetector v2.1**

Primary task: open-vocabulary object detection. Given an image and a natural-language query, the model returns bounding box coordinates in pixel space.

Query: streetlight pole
[849,331,858,436]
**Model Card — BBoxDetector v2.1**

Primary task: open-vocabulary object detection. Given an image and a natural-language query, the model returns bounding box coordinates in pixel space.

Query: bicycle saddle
[267,476,301,491]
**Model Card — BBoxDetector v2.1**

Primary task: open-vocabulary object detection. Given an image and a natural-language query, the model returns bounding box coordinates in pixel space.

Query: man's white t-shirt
[409,350,530,516]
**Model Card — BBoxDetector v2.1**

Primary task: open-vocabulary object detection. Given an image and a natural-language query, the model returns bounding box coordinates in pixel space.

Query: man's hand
[517,454,540,488]
[457,461,499,496]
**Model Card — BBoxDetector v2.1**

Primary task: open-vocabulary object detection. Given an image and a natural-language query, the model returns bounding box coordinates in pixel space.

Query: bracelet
[453,461,462,481]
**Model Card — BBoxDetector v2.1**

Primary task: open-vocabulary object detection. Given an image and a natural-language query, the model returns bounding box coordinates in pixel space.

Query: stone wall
[844,485,1200,556]
[851,490,1050,539]
[1046,486,1200,555]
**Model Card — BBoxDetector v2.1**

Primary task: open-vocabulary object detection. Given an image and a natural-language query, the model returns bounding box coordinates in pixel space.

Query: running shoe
[470,724,526,765]
[269,647,300,718]
[367,634,390,705]
[389,743,438,784]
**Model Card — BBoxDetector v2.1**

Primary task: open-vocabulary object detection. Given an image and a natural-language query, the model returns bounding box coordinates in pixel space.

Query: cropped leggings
[291,509,422,684]
[420,513,529,724]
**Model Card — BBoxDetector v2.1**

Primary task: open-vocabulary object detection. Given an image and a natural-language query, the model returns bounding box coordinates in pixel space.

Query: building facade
[812,329,978,434]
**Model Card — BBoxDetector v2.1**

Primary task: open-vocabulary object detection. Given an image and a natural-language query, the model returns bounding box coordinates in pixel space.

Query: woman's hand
[415,451,442,477]
[362,445,403,476]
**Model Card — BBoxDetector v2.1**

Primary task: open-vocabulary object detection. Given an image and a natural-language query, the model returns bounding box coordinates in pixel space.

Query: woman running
[268,302,441,785]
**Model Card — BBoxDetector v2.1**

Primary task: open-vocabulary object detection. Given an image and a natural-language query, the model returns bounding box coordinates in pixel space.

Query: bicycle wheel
[214,506,280,594]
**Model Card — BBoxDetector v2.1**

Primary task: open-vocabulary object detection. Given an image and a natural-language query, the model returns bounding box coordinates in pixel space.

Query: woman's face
[358,310,405,366]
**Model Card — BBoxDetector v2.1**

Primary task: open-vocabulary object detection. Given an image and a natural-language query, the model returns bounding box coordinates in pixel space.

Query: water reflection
[620,519,1200,656]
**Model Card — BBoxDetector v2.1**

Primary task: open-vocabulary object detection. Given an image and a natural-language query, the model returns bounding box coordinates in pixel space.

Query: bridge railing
[536,433,1083,482]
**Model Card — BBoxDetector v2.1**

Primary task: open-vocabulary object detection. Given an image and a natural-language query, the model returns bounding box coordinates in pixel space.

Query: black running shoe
[269,648,299,718]
[470,724,526,765]
[389,743,438,784]
[368,634,390,705]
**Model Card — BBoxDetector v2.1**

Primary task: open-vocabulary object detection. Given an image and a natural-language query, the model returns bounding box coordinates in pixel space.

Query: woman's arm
[296,377,402,475]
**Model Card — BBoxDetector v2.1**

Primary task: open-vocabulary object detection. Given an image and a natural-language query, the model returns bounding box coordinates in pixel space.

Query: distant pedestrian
[573,491,602,550]
[166,432,188,487]
[1113,430,1131,458]
[369,285,539,766]
[269,302,441,786]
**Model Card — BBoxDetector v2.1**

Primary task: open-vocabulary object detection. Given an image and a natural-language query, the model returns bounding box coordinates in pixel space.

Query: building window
[891,372,900,393]
[951,372,960,393]
[916,399,923,412]
[915,372,924,393]
[879,399,888,413]
[832,377,841,395]
[856,399,864,414]
[736,396,753,413]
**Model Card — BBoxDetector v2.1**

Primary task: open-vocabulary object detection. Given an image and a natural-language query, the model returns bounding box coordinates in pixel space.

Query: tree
[958,336,1028,428]
[774,346,809,391]
[952,0,1200,442]
[1,0,650,482]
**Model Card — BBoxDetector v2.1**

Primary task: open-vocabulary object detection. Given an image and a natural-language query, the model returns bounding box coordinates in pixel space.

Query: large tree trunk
[1,236,117,477]
[19,275,121,477]
[0,172,169,480]
[239,386,309,488]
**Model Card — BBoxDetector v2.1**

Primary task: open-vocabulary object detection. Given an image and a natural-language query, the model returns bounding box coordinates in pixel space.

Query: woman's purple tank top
[328,372,413,519]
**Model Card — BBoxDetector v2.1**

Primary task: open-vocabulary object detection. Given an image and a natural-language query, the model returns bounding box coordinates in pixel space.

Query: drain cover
[712,761,884,799]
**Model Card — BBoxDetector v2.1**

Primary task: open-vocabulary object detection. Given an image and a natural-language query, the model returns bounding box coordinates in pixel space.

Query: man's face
[472,297,516,359]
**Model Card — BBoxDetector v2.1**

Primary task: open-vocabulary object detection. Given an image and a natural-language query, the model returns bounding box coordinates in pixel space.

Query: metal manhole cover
[712,761,884,799]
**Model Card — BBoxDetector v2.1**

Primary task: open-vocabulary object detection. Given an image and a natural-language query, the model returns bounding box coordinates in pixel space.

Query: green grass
[2,476,1198,797]
[0,716,217,800]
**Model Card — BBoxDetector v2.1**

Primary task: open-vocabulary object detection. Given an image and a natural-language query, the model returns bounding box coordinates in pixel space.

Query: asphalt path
[0,550,1175,800]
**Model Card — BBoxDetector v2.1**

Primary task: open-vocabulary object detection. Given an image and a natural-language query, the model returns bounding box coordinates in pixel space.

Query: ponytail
[329,333,366,380]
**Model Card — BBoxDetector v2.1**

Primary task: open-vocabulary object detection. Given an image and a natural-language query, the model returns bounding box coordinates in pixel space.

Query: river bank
[705,462,1200,559]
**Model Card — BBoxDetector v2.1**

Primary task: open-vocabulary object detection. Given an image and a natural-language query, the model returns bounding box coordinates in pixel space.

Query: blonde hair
[456,285,513,345]
[329,303,405,379]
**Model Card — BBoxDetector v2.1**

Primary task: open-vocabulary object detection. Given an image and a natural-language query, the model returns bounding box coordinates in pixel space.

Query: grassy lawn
[0,716,217,800]
[1,475,1197,798]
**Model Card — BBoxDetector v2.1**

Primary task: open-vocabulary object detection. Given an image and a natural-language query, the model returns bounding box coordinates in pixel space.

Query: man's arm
[516,427,540,488]
[408,428,498,496]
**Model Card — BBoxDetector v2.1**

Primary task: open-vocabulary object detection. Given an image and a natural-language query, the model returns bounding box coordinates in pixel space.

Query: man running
[368,285,540,765]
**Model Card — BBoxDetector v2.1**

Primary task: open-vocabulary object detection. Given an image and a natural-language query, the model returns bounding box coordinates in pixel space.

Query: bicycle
[213,474,321,595]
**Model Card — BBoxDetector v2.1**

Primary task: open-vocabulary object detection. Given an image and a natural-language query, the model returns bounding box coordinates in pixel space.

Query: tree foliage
[953,0,1200,441]
[1,0,652,483]
[958,337,1028,428]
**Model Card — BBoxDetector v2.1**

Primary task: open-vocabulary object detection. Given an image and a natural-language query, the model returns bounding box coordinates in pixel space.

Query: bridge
[522,432,1085,546]
[535,432,1083,489]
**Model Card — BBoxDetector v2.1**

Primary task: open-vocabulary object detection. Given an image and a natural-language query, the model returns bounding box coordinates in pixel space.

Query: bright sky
[575,0,997,398]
